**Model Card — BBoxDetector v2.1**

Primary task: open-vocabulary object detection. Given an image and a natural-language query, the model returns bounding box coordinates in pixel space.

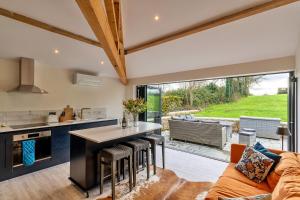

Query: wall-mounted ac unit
[74,73,103,87]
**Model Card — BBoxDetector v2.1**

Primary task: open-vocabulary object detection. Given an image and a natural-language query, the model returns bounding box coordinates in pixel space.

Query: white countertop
[0,118,117,133]
[69,121,162,143]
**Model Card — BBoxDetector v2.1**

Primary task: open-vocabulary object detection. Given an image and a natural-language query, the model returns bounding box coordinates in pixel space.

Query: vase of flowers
[123,98,147,127]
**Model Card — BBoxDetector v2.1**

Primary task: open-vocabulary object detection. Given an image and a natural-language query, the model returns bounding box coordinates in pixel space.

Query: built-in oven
[12,130,51,167]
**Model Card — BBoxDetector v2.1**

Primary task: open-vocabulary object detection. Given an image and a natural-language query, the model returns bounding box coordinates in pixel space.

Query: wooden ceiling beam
[76,0,127,84]
[104,0,119,45]
[0,7,102,48]
[125,0,299,54]
[115,1,126,75]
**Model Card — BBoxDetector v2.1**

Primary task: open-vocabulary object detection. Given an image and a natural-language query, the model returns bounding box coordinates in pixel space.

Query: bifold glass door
[136,85,162,124]
[288,72,297,152]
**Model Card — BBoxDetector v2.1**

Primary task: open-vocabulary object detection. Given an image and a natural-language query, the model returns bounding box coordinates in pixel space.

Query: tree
[162,96,182,115]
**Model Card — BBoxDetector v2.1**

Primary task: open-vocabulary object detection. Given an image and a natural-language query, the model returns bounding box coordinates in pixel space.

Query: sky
[250,73,289,95]
[158,73,289,96]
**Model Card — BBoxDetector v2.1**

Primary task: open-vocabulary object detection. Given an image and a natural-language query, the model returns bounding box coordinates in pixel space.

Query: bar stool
[141,134,165,175]
[123,139,150,187]
[98,145,133,200]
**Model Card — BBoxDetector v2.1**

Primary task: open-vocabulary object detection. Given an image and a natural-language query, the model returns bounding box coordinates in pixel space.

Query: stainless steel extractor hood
[9,58,48,94]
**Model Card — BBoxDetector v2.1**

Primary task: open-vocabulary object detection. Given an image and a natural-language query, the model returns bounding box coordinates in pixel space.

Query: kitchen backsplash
[0,107,107,125]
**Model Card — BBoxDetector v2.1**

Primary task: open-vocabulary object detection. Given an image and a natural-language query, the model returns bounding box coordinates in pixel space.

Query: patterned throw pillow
[253,142,281,169]
[235,147,274,183]
[218,193,271,200]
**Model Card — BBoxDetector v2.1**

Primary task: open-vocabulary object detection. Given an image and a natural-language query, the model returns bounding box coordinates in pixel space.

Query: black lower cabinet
[0,134,12,181]
[52,126,71,164]
[70,120,116,131]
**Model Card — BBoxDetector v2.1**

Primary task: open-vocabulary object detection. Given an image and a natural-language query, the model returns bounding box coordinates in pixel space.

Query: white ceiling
[125,1,300,78]
[0,0,115,77]
[122,0,270,48]
[0,0,299,79]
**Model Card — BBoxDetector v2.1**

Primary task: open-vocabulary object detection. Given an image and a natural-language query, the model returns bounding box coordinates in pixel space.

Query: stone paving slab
[162,131,285,162]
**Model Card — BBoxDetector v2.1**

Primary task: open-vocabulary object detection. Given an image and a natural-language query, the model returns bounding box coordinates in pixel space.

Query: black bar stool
[141,134,165,175]
[123,139,150,187]
[98,145,133,200]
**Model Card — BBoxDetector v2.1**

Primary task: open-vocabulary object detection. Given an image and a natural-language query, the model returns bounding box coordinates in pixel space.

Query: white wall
[0,58,126,118]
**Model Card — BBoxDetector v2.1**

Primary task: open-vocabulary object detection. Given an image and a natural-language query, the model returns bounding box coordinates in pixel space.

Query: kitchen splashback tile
[0,107,107,125]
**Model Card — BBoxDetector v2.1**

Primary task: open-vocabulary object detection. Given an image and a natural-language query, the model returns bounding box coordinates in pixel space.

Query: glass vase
[132,113,138,127]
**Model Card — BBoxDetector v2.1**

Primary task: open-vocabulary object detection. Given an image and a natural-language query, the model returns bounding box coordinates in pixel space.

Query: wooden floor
[0,147,227,200]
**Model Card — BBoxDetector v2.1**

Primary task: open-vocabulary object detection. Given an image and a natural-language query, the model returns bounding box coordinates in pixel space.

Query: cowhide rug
[97,168,213,200]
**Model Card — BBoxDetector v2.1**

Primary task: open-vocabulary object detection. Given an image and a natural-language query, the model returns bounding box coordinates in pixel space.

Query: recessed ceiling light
[100,61,104,65]
[54,49,59,54]
[154,15,160,21]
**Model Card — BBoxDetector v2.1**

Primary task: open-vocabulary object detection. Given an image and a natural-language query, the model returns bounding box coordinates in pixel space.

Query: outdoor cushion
[254,142,281,170]
[272,167,300,200]
[241,128,256,132]
[183,118,199,122]
[267,152,300,190]
[200,120,219,124]
[171,115,185,120]
[235,147,274,183]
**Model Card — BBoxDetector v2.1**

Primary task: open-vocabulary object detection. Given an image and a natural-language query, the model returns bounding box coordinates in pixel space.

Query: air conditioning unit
[74,73,103,87]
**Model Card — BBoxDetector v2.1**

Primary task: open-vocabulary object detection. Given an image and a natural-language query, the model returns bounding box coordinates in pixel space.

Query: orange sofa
[205,143,300,199]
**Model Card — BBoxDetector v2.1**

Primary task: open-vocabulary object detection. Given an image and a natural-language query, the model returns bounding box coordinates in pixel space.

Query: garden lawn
[194,94,288,122]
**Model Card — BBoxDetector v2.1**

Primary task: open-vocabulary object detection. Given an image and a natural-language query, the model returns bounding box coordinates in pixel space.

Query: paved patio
[162,130,287,162]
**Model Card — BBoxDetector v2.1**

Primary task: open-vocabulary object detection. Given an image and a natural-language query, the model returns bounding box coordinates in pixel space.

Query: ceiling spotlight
[154,15,160,21]
[54,49,59,54]
[100,61,104,65]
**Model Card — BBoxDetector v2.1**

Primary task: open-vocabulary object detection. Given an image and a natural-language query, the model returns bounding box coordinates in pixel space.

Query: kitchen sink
[10,123,49,129]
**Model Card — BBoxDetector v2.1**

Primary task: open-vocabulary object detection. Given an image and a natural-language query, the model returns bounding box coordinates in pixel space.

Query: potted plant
[123,98,147,127]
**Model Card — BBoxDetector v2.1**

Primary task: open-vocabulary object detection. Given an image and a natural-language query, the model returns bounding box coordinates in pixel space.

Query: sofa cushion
[254,142,281,167]
[254,142,281,173]
[235,147,274,183]
[223,163,272,191]
[218,193,271,200]
[205,176,271,200]
[205,163,271,200]
[272,167,300,200]
[267,152,300,190]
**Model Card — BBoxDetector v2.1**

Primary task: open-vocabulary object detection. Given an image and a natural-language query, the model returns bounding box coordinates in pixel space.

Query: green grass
[147,94,160,112]
[194,94,288,122]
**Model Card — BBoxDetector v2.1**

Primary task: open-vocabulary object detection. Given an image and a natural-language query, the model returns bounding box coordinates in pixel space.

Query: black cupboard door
[0,134,12,181]
[70,120,117,131]
[52,126,71,163]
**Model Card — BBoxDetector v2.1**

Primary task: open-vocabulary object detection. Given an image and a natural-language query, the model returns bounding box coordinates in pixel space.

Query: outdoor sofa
[168,119,226,149]
[239,116,281,140]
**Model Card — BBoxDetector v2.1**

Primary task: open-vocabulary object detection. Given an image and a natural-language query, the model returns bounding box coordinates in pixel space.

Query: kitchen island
[69,122,162,195]
[0,118,117,182]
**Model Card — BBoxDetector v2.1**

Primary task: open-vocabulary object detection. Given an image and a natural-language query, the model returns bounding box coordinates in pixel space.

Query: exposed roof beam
[0,7,102,48]
[115,1,126,74]
[76,0,127,84]
[125,0,299,54]
[104,0,119,44]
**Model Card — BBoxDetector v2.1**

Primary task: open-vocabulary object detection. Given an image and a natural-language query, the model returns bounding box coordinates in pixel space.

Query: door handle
[4,139,6,169]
